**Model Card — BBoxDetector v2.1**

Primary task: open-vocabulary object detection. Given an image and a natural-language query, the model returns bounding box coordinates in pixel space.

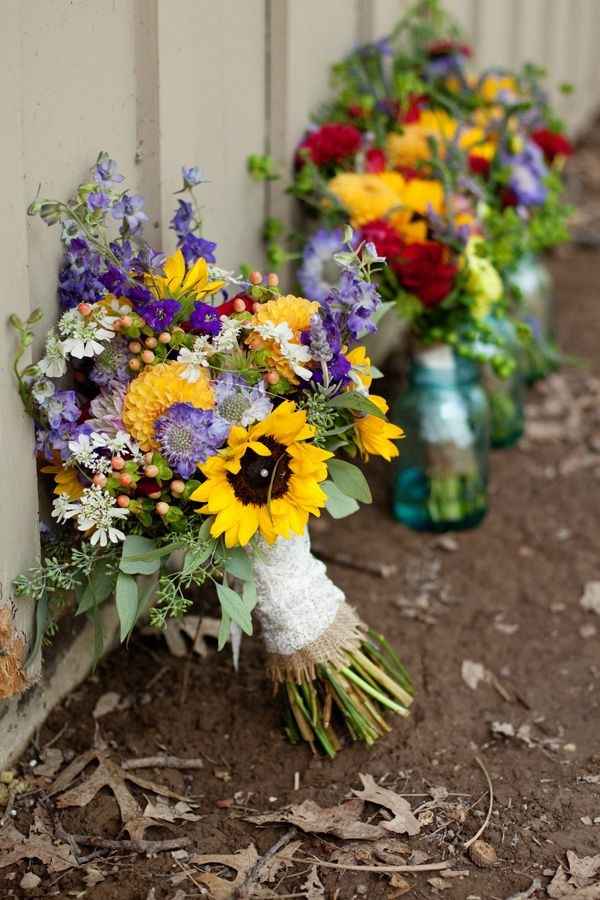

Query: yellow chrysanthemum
[346,346,373,391]
[328,173,403,227]
[246,295,319,384]
[144,250,224,300]
[191,401,332,547]
[41,463,84,499]
[386,111,485,168]
[354,395,404,462]
[122,362,214,450]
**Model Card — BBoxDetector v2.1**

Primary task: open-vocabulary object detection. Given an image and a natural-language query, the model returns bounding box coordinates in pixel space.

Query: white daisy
[37,332,67,378]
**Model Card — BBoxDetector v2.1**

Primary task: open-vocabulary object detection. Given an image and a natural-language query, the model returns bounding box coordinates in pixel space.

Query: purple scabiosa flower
[180,233,217,266]
[181,166,206,189]
[36,421,91,461]
[111,192,148,235]
[141,299,181,331]
[297,228,345,302]
[94,153,124,185]
[90,337,130,387]
[213,373,273,427]
[154,403,229,477]
[324,269,381,340]
[170,199,194,239]
[189,300,221,335]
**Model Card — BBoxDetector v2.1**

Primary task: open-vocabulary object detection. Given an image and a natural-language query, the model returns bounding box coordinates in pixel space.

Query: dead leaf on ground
[143,799,201,824]
[330,837,409,867]
[0,821,76,873]
[35,748,64,779]
[189,844,259,900]
[352,774,420,836]
[301,864,325,899]
[93,691,122,719]
[246,798,385,840]
[505,880,543,900]
[260,840,303,883]
[389,873,412,894]
[428,876,453,890]
[567,851,600,887]
[462,660,488,690]
[581,582,600,616]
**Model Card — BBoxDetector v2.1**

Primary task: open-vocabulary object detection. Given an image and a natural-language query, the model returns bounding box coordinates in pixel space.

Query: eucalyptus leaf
[225,547,253,581]
[115,572,139,642]
[216,583,253,635]
[182,544,212,576]
[327,391,385,419]
[119,535,161,575]
[323,479,360,519]
[25,591,48,668]
[243,579,258,612]
[77,558,117,614]
[218,612,231,651]
[327,459,372,503]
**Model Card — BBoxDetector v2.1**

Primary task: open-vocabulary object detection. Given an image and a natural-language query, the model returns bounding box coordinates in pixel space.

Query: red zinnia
[531,128,574,163]
[214,293,253,317]
[297,122,362,168]
[468,154,491,178]
[500,187,519,209]
[365,147,386,173]
[360,219,404,261]
[400,93,427,124]
[392,241,457,307]
[427,39,472,58]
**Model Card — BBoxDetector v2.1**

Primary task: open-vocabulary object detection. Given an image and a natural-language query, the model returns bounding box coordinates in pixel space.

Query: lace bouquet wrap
[13,152,411,755]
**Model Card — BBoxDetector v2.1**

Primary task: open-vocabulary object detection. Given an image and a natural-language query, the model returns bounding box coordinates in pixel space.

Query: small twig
[236,827,298,895]
[0,781,19,827]
[68,833,191,853]
[294,854,451,874]
[121,755,204,771]
[146,664,170,691]
[312,546,397,579]
[42,722,68,751]
[173,857,207,893]
[464,755,494,849]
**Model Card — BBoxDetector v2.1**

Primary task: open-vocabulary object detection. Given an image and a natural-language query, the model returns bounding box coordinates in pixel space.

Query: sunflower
[354,395,404,461]
[191,401,332,547]
[41,463,85,499]
[122,361,214,450]
[144,250,224,300]
[246,294,319,384]
[328,173,403,227]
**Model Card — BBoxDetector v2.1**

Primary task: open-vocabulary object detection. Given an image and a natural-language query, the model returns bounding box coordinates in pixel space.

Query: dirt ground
[3,133,600,900]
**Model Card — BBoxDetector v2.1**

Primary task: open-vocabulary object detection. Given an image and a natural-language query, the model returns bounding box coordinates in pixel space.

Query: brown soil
[3,134,600,900]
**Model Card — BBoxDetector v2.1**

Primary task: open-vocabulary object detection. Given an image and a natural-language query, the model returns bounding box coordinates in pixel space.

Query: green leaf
[119,535,161,575]
[327,391,385,419]
[217,612,231,651]
[323,480,360,519]
[25,591,49,668]
[77,558,117,614]
[243,579,258,612]
[115,572,139,642]
[88,607,105,669]
[216,583,253,636]
[224,547,253,581]
[122,540,182,564]
[182,544,212,576]
[197,517,213,540]
[327,459,372,503]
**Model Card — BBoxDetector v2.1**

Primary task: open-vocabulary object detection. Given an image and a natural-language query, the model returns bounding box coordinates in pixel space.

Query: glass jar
[391,345,489,532]
[483,316,525,449]
[510,254,557,383]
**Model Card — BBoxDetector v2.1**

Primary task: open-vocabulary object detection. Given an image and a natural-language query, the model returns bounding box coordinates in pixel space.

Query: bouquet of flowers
[12,153,411,756]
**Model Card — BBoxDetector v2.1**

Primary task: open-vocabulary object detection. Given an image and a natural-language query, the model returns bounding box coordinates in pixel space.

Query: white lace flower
[213,316,242,353]
[255,321,312,381]
[31,379,56,404]
[51,494,81,524]
[59,308,115,359]
[177,336,213,382]
[99,429,141,459]
[75,485,128,546]
[67,433,111,474]
[37,332,67,378]
[207,265,248,287]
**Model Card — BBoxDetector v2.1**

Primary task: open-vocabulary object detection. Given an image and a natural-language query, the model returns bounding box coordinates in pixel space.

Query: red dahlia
[360,219,404,261]
[468,154,491,177]
[392,241,458,307]
[365,147,386,173]
[297,123,362,167]
[531,128,574,163]
[427,39,472,58]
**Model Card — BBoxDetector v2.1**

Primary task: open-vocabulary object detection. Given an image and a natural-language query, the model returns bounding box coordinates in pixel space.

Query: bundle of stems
[281,630,413,757]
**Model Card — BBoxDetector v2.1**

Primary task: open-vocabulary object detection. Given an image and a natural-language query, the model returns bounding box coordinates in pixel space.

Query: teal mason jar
[482,316,525,449]
[510,253,558,383]
[391,345,489,532]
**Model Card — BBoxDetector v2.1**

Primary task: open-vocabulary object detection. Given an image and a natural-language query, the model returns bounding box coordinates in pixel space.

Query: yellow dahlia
[122,361,214,450]
[41,463,84,499]
[246,294,319,384]
[328,173,403,227]
[354,395,404,462]
[386,111,485,168]
[191,401,332,547]
[144,250,224,300]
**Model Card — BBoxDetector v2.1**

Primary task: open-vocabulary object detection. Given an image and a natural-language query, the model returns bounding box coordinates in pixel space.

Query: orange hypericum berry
[129,358,141,372]
[233,297,247,313]
[156,501,170,516]
[111,456,125,471]
[145,336,158,349]
[77,302,92,317]
[266,371,279,385]
[249,271,263,285]
[118,473,133,487]
[141,349,155,364]
[117,494,130,508]
[267,272,279,287]
[158,332,171,344]
[144,464,159,478]
[170,480,185,495]
[120,315,133,328]
[128,340,142,354]
[92,473,107,487]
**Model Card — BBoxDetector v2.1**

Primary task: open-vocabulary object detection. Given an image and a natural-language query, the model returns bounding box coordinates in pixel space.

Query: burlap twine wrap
[247,530,366,683]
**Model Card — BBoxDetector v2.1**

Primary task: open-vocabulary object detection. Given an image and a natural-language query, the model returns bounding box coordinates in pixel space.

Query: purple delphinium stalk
[154,403,230,478]
[170,199,194,238]
[111,192,148,235]
[37,421,91,462]
[94,153,124,185]
[213,373,273,427]
[44,389,80,430]
[181,166,206,189]
[307,314,333,363]
[58,238,107,309]
[297,228,345,302]
[189,300,221,335]
[181,234,217,266]
[141,299,181,331]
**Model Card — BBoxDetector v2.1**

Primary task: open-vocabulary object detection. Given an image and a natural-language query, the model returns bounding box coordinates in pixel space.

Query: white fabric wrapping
[247,530,345,657]
[416,346,474,449]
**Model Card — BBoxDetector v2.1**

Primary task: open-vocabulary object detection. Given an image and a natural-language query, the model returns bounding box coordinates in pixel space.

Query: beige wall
[1,0,599,763]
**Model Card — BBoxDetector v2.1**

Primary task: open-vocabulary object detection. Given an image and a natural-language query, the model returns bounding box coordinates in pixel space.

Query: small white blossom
[348,363,371,395]
[213,316,242,353]
[51,494,81,525]
[75,486,128,546]
[31,378,56,404]
[255,321,312,381]
[67,433,111,474]
[207,265,248,287]
[177,336,213,382]
[98,429,141,459]
[59,308,115,359]
[37,332,67,378]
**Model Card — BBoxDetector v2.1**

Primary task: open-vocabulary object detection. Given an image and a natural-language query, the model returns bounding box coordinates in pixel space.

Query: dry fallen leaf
[35,748,64,779]
[143,799,201,824]
[260,840,302,883]
[93,691,121,719]
[352,774,420,836]
[428,876,453,890]
[461,660,488,691]
[567,851,600,888]
[300,864,325,899]
[190,844,259,900]
[0,821,76,873]
[581,582,600,616]
[331,837,409,867]
[246,798,385,840]
[0,604,27,700]
[389,872,412,894]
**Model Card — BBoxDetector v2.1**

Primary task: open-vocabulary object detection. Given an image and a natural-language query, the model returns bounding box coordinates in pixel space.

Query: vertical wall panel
[443,0,476,36]
[369,0,411,37]
[472,0,517,70]
[513,0,547,69]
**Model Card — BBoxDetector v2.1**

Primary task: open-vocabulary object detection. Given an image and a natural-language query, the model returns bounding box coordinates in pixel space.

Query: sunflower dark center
[227,437,291,505]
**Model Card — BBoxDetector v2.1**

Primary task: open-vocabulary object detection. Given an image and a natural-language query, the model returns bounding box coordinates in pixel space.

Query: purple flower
[87,191,111,212]
[132,245,167,276]
[181,166,206,189]
[189,300,221,335]
[298,228,345,302]
[87,384,127,436]
[58,238,106,309]
[90,337,131,386]
[111,192,148,235]
[45,389,80,430]
[142,299,181,331]
[180,233,217,266]
[213,373,273,426]
[170,199,194,239]
[154,403,230,478]
[307,314,333,363]
[36,421,91,461]
[504,140,548,207]
[94,153,124,185]
[323,270,381,340]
